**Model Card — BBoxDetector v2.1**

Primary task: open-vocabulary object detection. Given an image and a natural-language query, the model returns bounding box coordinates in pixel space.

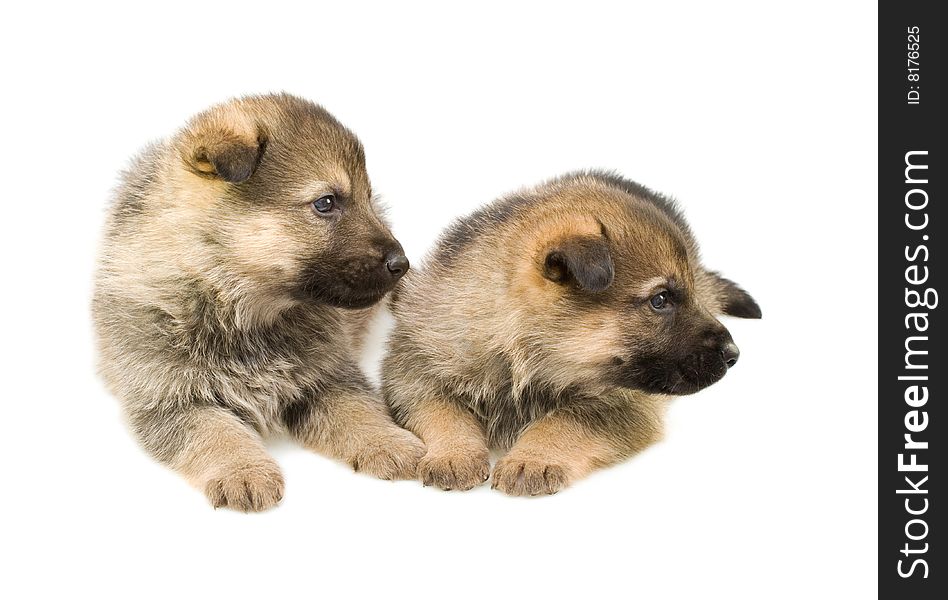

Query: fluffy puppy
[382,171,760,495]
[94,93,424,511]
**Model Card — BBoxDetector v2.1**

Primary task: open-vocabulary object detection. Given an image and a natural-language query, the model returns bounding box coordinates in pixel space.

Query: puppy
[382,171,760,496]
[93,93,424,511]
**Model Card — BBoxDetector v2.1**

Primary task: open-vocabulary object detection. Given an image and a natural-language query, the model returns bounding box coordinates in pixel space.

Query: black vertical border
[879,1,943,597]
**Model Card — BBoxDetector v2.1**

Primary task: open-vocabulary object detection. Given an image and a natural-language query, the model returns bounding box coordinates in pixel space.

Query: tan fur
[173,408,285,511]
[491,391,666,496]
[493,412,622,496]
[383,171,759,495]
[401,396,491,490]
[294,386,426,479]
[94,94,423,511]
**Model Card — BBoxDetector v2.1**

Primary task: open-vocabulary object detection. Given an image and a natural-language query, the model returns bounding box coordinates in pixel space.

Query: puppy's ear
[711,273,762,318]
[543,236,614,292]
[179,113,266,183]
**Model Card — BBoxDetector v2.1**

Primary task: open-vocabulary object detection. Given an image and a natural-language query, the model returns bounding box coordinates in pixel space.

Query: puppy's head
[172,93,407,310]
[516,179,759,395]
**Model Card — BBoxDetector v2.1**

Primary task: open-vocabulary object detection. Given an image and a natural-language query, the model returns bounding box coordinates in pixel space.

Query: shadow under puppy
[382,171,760,496]
[94,93,424,511]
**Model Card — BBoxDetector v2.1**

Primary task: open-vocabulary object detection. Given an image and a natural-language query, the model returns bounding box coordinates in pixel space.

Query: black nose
[385,253,409,278]
[721,341,740,368]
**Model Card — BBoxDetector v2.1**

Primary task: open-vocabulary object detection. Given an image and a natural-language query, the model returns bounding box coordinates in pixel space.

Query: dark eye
[312,194,335,214]
[650,291,668,310]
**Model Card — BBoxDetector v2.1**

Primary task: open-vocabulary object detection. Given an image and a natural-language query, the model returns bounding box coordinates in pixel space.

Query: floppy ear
[712,273,762,318]
[542,236,614,292]
[180,116,266,183]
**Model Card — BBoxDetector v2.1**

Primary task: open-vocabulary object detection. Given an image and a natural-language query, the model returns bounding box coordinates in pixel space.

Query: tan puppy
[94,93,424,511]
[382,171,760,495]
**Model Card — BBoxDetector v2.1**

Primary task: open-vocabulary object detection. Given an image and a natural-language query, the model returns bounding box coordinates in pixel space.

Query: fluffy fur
[94,93,424,511]
[382,171,760,495]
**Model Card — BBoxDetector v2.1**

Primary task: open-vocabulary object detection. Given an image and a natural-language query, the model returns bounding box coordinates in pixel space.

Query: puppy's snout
[385,252,409,278]
[721,341,740,368]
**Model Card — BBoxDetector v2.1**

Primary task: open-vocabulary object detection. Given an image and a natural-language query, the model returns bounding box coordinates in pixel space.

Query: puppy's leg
[492,394,664,496]
[394,395,490,491]
[285,377,426,481]
[131,405,284,511]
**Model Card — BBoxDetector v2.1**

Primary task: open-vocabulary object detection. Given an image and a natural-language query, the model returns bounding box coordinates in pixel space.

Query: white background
[1,2,877,598]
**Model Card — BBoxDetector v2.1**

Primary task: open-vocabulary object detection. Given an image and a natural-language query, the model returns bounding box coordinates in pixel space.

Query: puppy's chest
[185,314,338,405]
[469,385,561,449]
[214,332,330,397]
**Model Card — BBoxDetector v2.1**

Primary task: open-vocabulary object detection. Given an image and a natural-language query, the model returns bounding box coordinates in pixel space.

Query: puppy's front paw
[204,461,285,512]
[491,455,571,497]
[352,428,426,480]
[418,447,490,491]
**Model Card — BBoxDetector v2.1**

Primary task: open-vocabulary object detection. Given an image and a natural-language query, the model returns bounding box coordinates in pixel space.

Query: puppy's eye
[311,194,335,214]
[650,291,669,310]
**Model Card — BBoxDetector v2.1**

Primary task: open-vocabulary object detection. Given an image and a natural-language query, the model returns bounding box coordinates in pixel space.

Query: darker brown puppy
[94,94,424,511]
[382,171,760,496]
